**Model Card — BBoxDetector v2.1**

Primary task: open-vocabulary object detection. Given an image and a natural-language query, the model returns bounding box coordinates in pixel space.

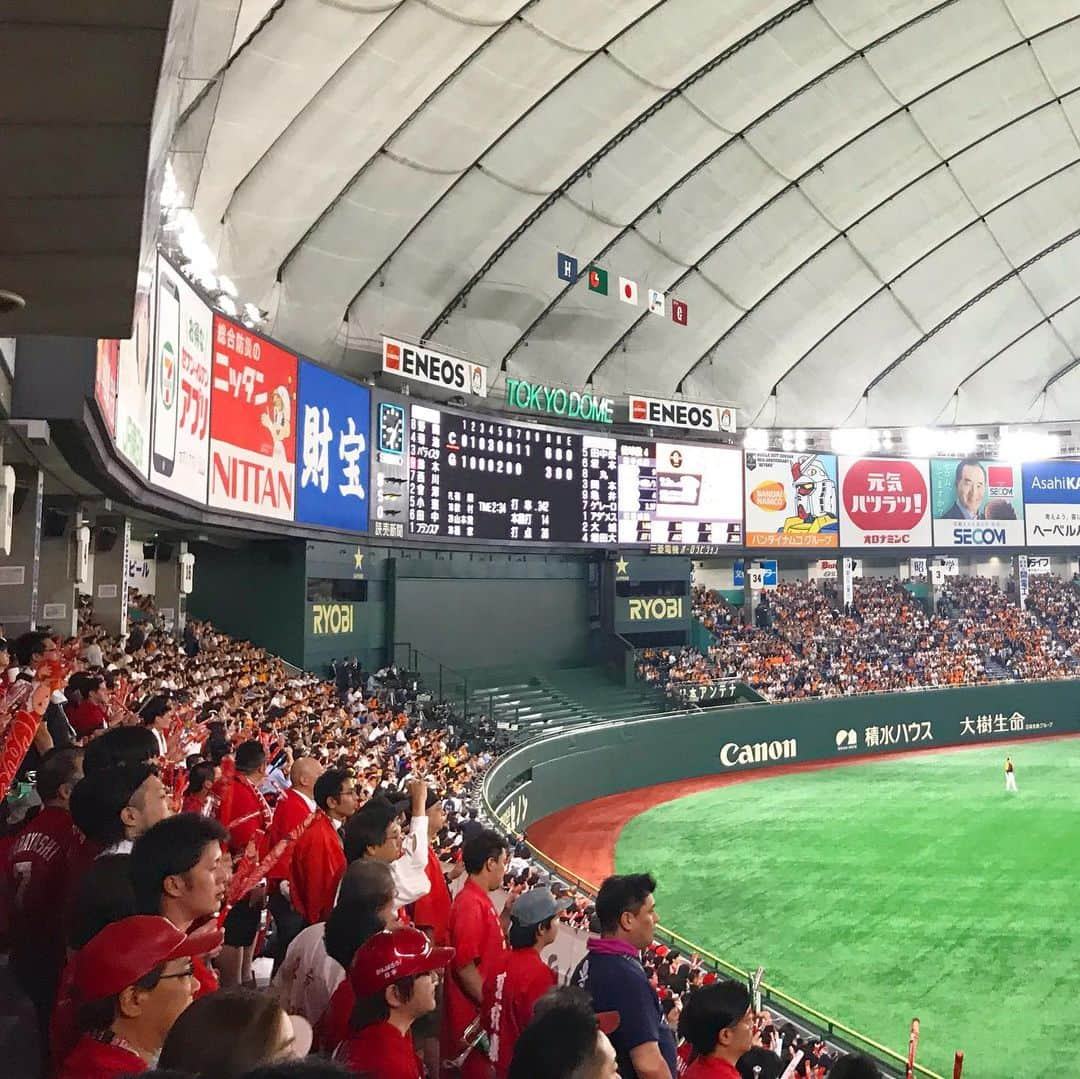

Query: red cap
[654,945,670,958]
[349,927,454,997]
[74,916,223,1001]
[702,972,718,986]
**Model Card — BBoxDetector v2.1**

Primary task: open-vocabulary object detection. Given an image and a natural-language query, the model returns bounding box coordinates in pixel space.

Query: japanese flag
[647,289,665,316]
[619,278,638,306]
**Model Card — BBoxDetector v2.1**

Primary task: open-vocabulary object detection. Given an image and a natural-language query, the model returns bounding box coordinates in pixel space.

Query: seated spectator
[334,926,453,1078]
[158,987,312,1077]
[181,761,218,816]
[507,986,619,1079]
[677,980,755,1078]
[572,873,676,1079]
[483,887,570,1078]
[67,676,110,739]
[58,915,221,1078]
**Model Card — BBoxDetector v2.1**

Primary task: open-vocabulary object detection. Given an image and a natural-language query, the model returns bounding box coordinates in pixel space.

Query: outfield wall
[485,681,1080,832]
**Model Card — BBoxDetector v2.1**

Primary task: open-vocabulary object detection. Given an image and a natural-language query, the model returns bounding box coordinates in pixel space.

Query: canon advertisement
[149,256,214,504]
[208,317,297,521]
[744,451,839,549]
[838,456,932,547]
[930,459,1024,547]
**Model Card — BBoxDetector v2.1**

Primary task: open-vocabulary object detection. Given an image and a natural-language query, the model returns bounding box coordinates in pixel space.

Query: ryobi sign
[310,603,357,636]
[628,596,685,621]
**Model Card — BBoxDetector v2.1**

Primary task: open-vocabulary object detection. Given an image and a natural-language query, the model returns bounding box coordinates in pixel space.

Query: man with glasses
[677,980,757,1079]
[288,767,358,926]
[57,915,222,1078]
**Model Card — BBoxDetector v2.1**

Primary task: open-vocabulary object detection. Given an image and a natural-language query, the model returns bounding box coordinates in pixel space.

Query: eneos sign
[382,336,487,398]
[627,395,735,433]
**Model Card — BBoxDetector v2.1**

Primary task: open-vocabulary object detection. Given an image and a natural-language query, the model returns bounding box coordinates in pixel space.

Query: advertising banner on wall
[208,317,297,520]
[382,336,487,398]
[839,456,931,547]
[1022,460,1080,546]
[149,257,213,504]
[627,394,736,434]
[114,283,153,477]
[744,451,839,548]
[94,339,119,438]
[930,458,1024,547]
[295,362,370,533]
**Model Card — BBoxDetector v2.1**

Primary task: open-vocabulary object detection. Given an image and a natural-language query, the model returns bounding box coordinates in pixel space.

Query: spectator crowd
[641,575,1080,701]
[0,610,882,1079]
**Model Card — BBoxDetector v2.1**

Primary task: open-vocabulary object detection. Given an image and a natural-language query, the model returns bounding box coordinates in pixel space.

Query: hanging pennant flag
[587,266,609,295]
[620,278,638,305]
[671,298,688,326]
[556,252,578,283]
[648,289,665,316]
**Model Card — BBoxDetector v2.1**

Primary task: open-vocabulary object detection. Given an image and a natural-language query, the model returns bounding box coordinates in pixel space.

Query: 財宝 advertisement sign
[930,458,1024,547]
[382,336,487,398]
[295,361,371,533]
[208,317,297,521]
[838,457,931,547]
[744,451,839,549]
[1022,460,1080,546]
[627,394,735,434]
[148,256,213,504]
[505,378,614,424]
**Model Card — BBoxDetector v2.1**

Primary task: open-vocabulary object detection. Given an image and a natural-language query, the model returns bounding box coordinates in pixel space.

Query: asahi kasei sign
[381,336,487,398]
[627,395,735,434]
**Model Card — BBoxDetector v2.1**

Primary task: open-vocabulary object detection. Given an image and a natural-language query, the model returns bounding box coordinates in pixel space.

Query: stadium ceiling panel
[179,0,1080,427]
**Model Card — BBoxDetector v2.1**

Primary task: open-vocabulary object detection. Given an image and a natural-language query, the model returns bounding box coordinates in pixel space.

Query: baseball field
[613,739,1080,1078]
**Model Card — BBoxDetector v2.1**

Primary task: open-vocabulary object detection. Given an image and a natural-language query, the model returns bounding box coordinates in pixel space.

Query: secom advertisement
[930,458,1024,547]
[744,451,839,549]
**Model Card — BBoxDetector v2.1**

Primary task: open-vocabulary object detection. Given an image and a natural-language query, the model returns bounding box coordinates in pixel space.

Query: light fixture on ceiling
[743,428,768,451]
[0,289,27,314]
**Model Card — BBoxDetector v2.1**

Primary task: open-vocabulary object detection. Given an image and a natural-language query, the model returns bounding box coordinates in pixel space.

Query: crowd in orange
[641,576,1080,701]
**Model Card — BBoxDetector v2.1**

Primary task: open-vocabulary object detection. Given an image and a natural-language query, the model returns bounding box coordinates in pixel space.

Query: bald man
[268,755,324,970]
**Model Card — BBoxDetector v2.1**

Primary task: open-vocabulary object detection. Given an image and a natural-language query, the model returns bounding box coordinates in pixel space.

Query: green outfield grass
[614,739,1080,1078]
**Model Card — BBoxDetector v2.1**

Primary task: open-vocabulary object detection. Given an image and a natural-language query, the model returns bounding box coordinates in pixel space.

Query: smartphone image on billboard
[152,269,181,477]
